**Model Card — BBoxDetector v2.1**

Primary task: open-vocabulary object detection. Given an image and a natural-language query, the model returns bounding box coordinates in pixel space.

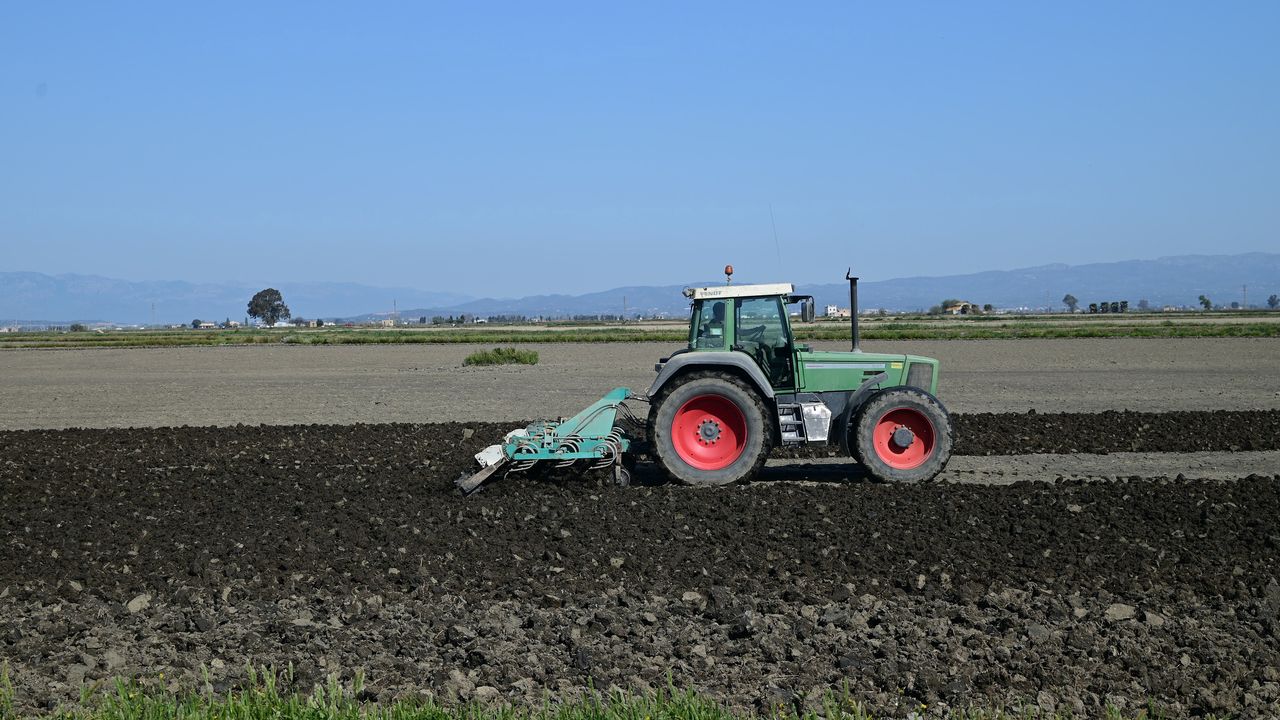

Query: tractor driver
[696,301,726,348]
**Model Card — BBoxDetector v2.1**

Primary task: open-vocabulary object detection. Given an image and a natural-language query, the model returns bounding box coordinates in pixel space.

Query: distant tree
[982,303,994,313]
[1230,301,1240,310]
[1268,294,1279,309]
[1062,294,1079,313]
[248,288,290,326]
[291,317,309,327]
[1088,303,1098,314]
[69,323,88,332]
[419,316,427,324]
[1119,300,1129,313]
[316,318,324,327]
[1137,298,1150,311]
[191,318,202,329]
[927,305,943,315]
[1198,295,1212,311]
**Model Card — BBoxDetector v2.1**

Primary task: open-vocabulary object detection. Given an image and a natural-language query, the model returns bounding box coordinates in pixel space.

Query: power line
[768,204,783,273]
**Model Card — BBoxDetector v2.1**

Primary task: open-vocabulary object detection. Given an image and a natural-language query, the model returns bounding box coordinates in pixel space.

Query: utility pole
[1243,284,1247,310]
[623,295,627,324]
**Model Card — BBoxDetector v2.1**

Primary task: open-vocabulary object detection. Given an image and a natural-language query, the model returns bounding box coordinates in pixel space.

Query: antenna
[768,204,783,272]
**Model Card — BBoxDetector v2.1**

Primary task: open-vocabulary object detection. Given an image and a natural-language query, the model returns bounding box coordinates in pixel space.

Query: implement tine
[455,458,506,496]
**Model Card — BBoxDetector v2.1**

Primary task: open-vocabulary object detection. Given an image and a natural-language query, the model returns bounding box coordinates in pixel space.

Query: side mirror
[801,299,815,323]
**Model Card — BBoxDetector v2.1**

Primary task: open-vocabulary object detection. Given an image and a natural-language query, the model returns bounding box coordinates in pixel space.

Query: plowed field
[3,412,1278,717]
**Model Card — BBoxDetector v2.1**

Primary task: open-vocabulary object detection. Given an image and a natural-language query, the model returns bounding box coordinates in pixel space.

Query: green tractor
[457,269,953,494]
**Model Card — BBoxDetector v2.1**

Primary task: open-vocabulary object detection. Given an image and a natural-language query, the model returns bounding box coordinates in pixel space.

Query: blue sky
[3,2,1277,296]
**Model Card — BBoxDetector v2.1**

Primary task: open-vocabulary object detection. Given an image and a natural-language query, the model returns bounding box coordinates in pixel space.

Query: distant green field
[3,315,1279,349]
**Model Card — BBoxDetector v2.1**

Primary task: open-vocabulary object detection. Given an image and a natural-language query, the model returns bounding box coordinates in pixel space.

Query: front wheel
[852,387,953,483]
[650,372,772,486]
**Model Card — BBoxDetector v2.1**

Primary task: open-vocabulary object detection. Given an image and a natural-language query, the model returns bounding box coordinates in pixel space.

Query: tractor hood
[797,350,938,395]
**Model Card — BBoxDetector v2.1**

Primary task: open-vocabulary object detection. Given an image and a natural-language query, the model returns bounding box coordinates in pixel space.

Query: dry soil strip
[2,338,1279,430]
[763,450,1280,485]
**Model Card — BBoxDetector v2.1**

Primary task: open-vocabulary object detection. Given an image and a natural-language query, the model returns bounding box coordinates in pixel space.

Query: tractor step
[455,388,637,495]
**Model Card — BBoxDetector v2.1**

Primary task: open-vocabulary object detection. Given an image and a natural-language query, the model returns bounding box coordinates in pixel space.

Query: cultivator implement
[455,387,640,495]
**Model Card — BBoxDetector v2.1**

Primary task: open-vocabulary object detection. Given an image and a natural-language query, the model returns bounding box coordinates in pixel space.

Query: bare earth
[3,340,1279,716]
[1,338,1276,430]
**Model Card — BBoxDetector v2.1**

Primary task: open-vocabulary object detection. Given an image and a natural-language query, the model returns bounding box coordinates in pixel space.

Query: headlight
[906,363,934,391]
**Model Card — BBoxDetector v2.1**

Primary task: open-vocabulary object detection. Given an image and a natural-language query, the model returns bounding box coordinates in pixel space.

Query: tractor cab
[684,282,810,390]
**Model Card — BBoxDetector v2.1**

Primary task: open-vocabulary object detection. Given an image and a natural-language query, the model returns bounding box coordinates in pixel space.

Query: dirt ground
[1,338,1278,430]
[1,419,1277,717]
[2,340,1278,716]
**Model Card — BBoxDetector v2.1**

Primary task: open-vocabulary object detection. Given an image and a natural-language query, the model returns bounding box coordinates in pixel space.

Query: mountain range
[2,252,1276,326]
[358,252,1280,321]
[0,274,469,326]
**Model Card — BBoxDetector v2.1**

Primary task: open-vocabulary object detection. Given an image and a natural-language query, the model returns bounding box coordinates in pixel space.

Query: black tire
[851,387,952,483]
[649,371,773,486]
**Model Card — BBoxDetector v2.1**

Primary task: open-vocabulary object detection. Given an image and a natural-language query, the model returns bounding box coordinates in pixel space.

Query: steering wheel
[740,324,767,341]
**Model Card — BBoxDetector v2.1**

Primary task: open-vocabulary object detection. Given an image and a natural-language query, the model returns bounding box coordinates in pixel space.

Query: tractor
[457,267,953,493]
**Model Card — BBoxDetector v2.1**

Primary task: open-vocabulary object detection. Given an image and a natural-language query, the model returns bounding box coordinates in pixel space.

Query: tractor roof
[683,282,795,300]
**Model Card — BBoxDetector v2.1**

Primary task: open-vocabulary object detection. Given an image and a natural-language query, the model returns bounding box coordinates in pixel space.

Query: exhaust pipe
[846,269,861,353]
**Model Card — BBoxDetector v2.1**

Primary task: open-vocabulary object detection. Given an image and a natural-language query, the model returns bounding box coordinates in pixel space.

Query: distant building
[943,301,979,315]
[824,305,851,318]
[379,318,395,327]
[197,321,217,329]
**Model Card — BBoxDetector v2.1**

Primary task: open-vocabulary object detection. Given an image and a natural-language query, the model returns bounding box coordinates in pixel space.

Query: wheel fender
[648,352,775,400]
[837,372,888,456]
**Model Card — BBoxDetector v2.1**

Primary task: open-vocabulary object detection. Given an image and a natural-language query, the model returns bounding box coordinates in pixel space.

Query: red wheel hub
[671,394,748,470]
[872,408,936,470]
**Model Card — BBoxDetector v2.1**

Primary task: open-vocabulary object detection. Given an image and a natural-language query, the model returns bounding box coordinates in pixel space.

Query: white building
[824,305,851,318]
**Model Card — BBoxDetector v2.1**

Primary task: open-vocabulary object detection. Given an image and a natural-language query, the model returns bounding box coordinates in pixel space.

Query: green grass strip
[1,322,1278,349]
[0,662,1205,720]
[463,347,540,366]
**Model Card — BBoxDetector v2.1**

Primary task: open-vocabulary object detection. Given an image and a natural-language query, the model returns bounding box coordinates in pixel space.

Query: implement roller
[457,267,953,494]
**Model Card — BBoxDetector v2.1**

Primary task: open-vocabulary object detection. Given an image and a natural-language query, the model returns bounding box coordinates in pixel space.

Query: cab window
[692,300,727,349]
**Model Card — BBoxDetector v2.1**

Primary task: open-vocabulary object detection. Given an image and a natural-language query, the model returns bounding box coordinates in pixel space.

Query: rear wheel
[852,387,952,483]
[650,372,772,486]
